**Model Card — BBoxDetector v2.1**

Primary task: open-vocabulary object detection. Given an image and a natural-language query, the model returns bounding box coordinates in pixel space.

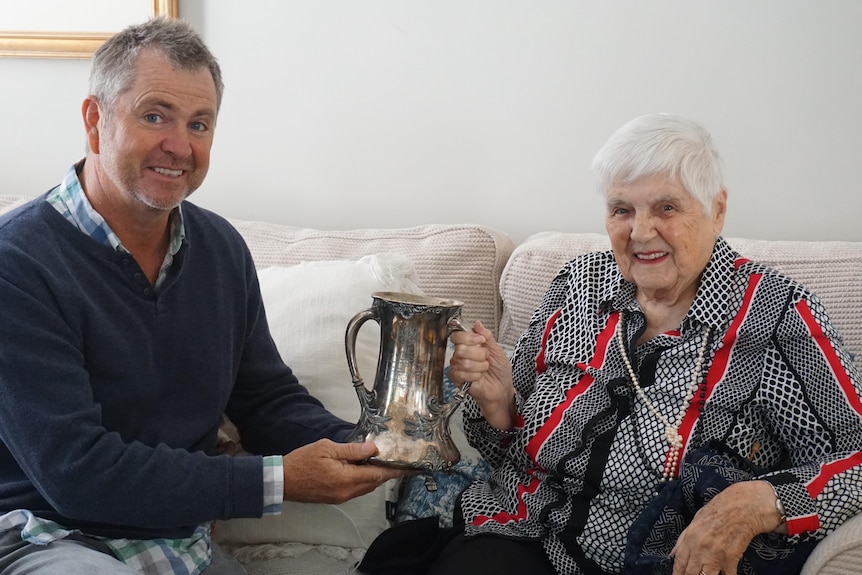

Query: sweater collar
[47,160,187,289]
[47,159,186,257]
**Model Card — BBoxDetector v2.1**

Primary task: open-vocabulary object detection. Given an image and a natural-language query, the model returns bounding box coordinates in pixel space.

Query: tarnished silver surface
[345,291,468,472]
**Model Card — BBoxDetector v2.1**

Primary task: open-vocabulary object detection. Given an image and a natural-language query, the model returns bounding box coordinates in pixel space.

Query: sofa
[0,193,860,574]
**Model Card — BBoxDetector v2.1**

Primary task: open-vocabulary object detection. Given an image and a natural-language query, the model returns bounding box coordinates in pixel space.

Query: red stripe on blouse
[795,299,862,419]
[471,471,542,527]
[787,514,821,534]
[796,298,862,526]
[671,273,763,478]
[526,312,621,467]
[807,452,862,500]
[535,308,562,374]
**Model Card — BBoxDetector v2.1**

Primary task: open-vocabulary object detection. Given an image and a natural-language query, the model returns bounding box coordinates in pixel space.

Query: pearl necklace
[616,316,711,482]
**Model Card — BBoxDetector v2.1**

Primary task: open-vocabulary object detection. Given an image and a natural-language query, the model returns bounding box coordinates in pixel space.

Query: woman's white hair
[591,114,725,214]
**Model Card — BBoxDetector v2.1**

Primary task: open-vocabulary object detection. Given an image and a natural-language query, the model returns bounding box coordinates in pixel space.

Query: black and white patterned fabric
[458,237,862,574]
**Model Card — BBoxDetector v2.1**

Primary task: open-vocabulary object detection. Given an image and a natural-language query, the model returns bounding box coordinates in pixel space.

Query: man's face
[92,49,218,212]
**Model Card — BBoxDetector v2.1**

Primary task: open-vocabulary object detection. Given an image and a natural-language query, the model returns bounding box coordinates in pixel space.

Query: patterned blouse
[459,237,862,574]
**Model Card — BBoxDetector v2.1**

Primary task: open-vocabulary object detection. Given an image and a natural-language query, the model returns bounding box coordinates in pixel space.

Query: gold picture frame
[0,0,179,59]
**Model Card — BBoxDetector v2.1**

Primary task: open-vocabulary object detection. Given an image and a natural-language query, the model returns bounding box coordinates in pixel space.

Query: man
[0,17,402,575]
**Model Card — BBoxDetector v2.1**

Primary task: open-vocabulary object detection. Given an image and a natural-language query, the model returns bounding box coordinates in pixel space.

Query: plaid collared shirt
[0,162,284,575]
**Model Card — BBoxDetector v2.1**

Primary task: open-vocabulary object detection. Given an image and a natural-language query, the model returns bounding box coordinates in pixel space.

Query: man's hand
[282,439,406,504]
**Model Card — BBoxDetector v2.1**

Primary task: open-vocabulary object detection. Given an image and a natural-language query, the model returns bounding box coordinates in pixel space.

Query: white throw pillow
[215,253,422,550]
[258,252,422,424]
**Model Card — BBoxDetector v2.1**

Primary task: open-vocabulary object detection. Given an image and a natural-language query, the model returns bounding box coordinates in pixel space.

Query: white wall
[2,1,860,243]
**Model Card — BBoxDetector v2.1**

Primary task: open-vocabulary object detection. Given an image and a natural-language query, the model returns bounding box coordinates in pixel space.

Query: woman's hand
[670,480,786,575]
[449,321,516,430]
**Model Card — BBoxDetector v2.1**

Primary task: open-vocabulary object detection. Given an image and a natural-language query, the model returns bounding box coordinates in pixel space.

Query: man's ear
[82,97,102,154]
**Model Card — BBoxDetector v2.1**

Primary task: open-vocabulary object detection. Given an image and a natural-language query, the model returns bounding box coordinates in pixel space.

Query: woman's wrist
[480,387,517,431]
[766,481,789,534]
[771,485,787,524]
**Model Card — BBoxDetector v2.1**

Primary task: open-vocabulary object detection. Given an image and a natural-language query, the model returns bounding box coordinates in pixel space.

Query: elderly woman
[431,114,862,575]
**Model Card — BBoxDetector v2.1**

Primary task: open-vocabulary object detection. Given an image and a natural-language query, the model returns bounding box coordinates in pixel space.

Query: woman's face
[605,173,727,304]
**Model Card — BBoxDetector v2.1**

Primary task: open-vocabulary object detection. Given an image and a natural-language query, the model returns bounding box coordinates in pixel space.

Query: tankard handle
[345,308,377,390]
[447,316,473,401]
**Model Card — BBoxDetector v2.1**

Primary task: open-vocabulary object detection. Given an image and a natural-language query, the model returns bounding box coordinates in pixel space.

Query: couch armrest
[802,513,862,575]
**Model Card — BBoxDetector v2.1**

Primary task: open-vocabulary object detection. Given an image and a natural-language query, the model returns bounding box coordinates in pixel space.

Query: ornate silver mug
[345,291,470,472]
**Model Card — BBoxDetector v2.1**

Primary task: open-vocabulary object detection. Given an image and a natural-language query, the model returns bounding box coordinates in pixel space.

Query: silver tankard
[345,291,470,472]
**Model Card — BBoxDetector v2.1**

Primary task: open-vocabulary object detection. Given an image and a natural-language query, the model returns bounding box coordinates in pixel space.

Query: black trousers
[428,532,556,575]
[359,516,555,575]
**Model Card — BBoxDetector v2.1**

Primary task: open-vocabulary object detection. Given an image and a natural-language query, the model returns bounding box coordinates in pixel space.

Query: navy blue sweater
[0,197,353,539]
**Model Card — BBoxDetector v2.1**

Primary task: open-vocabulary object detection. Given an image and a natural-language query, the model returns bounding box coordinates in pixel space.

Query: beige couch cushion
[231,220,515,336]
[0,195,28,215]
[498,232,862,375]
[498,232,610,349]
